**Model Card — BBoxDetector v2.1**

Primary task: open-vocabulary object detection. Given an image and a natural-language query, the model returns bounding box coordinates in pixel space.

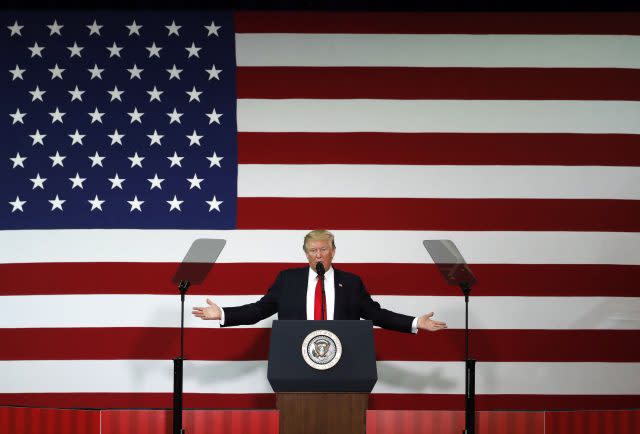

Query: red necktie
[314,275,326,320]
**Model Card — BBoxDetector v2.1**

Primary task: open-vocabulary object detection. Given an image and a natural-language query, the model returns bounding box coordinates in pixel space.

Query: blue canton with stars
[2,11,237,229]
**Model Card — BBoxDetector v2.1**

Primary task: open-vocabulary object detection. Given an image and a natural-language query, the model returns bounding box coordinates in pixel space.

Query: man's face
[305,239,335,272]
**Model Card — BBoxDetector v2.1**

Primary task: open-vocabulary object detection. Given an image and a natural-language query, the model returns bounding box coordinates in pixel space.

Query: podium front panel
[267,320,377,392]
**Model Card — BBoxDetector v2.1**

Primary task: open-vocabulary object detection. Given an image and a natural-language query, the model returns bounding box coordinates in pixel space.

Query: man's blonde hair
[303,230,336,252]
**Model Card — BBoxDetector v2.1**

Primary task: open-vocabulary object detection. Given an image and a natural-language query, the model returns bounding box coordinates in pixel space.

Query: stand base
[277,392,368,434]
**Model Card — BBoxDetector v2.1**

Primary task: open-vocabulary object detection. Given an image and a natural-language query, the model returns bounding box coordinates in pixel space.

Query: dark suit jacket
[223,267,415,333]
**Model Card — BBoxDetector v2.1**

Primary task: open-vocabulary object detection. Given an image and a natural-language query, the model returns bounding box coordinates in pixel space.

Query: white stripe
[237,100,640,134]
[2,295,638,330]
[1,230,639,264]
[238,165,640,199]
[235,34,640,68]
[1,360,638,395]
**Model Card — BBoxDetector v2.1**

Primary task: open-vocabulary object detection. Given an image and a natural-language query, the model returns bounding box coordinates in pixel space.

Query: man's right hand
[192,298,222,320]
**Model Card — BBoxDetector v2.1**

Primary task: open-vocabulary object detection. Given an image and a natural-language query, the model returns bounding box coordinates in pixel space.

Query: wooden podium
[268,321,377,434]
[277,392,368,434]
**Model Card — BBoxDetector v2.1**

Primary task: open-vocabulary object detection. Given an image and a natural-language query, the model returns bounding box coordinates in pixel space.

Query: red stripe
[237,67,640,100]
[370,394,640,411]
[238,133,640,166]
[237,198,640,231]
[367,410,545,434]
[2,263,639,297]
[235,12,640,35]
[546,410,640,434]
[2,393,638,411]
[0,407,100,434]
[100,410,279,434]
[1,328,638,362]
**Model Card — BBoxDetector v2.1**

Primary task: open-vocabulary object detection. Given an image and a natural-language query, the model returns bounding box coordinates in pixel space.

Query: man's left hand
[417,312,447,331]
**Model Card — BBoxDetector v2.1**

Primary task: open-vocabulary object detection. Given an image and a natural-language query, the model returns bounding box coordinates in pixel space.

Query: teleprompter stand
[423,240,478,434]
[171,239,226,434]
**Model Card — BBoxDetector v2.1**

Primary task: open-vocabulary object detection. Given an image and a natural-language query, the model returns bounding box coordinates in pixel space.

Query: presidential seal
[301,329,342,370]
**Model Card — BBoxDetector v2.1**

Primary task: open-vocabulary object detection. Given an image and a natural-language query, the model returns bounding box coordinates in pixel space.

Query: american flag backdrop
[1,11,640,411]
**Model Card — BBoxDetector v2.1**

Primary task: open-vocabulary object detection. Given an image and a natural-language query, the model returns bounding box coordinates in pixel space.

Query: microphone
[315,262,325,277]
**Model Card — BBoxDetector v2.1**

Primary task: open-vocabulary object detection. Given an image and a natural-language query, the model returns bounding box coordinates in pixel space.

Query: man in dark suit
[192,230,447,334]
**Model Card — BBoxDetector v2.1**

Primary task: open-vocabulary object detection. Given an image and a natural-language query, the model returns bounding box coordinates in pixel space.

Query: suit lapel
[298,267,310,319]
[333,268,345,320]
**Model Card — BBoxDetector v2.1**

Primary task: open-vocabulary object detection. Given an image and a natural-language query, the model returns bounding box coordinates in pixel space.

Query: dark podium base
[276,392,368,434]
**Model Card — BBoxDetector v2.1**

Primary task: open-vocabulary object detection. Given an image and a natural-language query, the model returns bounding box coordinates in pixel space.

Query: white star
[49,151,66,167]
[146,86,163,102]
[29,129,46,146]
[147,129,164,146]
[30,173,47,189]
[106,42,123,58]
[186,130,203,146]
[28,42,45,58]
[207,151,224,168]
[10,108,26,124]
[206,108,223,125]
[88,64,104,79]
[49,107,65,123]
[127,64,143,79]
[147,173,164,190]
[69,129,85,145]
[88,107,105,124]
[68,85,84,101]
[206,195,223,212]
[108,173,125,189]
[88,195,105,211]
[126,20,142,36]
[87,20,103,36]
[10,152,27,168]
[29,85,46,102]
[7,21,23,37]
[185,42,201,58]
[186,173,204,190]
[108,85,124,102]
[69,172,86,189]
[9,196,26,213]
[167,108,183,124]
[167,151,184,168]
[206,65,222,80]
[128,196,144,212]
[127,107,144,124]
[47,20,63,36]
[89,151,105,167]
[166,20,182,36]
[186,86,202,102]
[10,65,26,81]
[146,42,162,58]
[108,129,125,145]
[204,21,221,37]
[128,152,145,168]
[167,195,184,212]
[166,64,182,80]
[67,41,83,58]
[49,195,65,211]
[48,64,65,80]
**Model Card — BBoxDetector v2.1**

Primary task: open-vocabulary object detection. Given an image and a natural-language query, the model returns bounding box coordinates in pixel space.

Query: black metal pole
[461,282,475,434]
[173,280,190,434]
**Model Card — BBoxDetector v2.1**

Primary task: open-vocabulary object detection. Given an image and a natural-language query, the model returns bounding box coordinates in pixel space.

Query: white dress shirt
[306,266,335,320]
